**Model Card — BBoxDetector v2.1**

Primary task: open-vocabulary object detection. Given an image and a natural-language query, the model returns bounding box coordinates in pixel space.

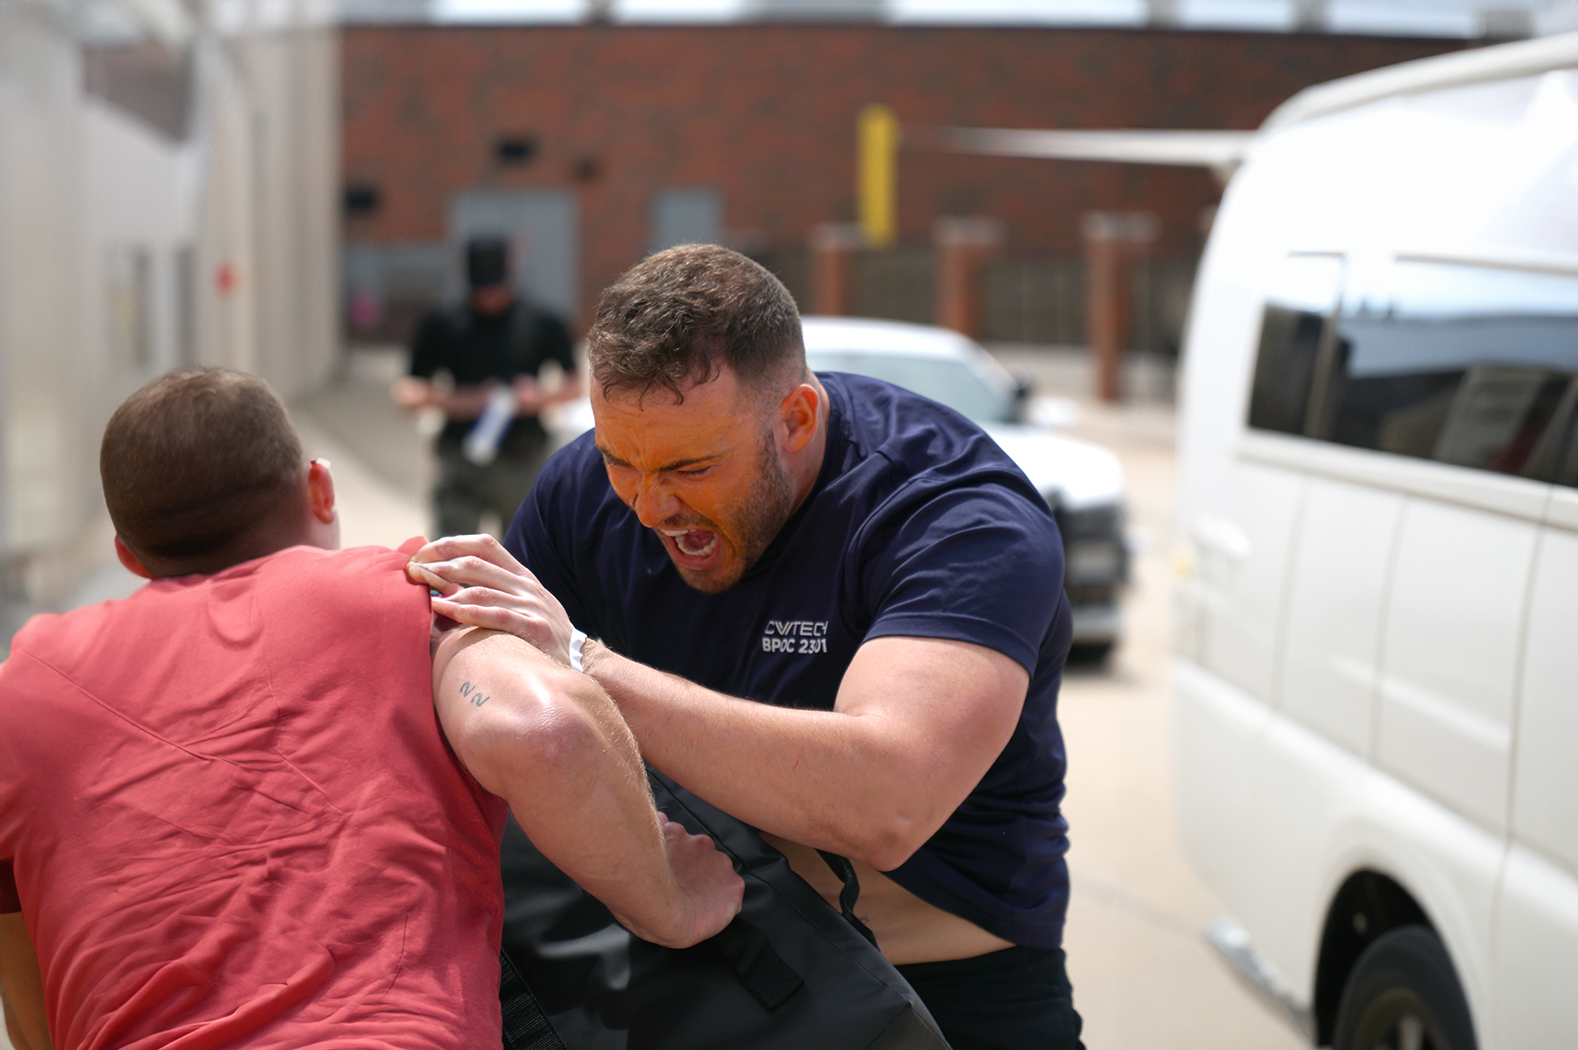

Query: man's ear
[778,383,821,455]
[307,459,336,524]
[114,535,155,579]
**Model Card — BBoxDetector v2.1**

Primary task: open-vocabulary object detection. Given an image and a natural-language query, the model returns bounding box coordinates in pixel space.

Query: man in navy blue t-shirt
[417,245,1083,1049]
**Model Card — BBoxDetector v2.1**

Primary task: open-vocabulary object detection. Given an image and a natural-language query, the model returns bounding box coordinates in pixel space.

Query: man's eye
[676,466,712,478]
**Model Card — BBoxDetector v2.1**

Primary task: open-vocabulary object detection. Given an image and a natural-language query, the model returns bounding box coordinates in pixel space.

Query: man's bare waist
[759,833,1014,966]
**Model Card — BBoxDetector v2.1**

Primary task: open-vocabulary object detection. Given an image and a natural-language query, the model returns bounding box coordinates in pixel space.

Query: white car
[800,316,1129,658]
[1173,32,1578,1050]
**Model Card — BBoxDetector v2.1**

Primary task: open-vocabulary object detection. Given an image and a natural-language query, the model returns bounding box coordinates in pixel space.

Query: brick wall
[341,24,1462,333]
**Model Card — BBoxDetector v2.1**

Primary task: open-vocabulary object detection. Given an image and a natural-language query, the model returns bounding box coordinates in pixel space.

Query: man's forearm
[434,630,739,947]
[579,637,1014,872]
[431,385,493,419]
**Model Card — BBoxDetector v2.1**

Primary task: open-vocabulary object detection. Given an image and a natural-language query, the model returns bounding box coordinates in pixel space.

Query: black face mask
[466,238,510,289]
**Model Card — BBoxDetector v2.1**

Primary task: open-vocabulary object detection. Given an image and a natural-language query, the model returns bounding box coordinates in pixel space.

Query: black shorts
[897,945,1085,1050]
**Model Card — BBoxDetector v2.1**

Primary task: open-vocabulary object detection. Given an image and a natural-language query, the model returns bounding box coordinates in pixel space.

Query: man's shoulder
[251,545,428,617]
[265,542,414,573]
[534,431,609,502]
[820,373,1037,505]
[512,433,645,566]
[7,546,420,667]
[825,372,1003,454]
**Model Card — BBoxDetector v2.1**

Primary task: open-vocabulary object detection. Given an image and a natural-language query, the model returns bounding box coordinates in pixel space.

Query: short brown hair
[101,369,305,570]
[587,244,804,404]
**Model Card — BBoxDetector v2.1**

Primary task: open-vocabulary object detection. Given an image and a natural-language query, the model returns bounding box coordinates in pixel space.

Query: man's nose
[631,475,680,528]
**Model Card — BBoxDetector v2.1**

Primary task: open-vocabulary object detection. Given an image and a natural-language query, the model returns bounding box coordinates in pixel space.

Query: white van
[1172,33,1578,1050]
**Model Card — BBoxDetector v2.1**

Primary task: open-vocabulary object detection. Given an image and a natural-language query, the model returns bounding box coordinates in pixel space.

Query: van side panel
[1277,478,1401,758]
[1177,651,1508,1020]
[1377,497,1539,836]
[1495,496,1578,1046]
[1495,846,1578,1047]
[1172,662,1275,934]
[1511,498,1578,872]
[1197,463,1304,705]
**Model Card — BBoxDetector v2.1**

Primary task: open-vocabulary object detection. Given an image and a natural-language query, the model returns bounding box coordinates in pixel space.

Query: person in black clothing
[392,237,582,536]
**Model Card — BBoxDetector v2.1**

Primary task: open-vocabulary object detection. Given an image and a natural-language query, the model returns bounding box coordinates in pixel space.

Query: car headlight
[1067,540,1126,582]
[1051,501,1129,586]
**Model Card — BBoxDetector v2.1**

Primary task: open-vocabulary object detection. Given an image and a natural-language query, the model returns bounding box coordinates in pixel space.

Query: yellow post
[858,104,899,250]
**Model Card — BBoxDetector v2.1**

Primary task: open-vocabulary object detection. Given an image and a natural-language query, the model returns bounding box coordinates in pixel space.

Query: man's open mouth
[660,527,719,560]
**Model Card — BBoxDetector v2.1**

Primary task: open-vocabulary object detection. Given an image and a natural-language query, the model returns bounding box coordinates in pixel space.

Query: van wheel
[1333,926,1476,1050]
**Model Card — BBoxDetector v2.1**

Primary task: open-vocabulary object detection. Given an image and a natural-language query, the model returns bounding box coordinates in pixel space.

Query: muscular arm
[431,627,741,948]
[0,914,50,1050]
[579,635,1027,872]
[410,537,1029,871]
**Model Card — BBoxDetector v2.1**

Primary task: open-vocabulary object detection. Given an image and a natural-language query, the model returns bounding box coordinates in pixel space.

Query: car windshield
[805,350,1017,424]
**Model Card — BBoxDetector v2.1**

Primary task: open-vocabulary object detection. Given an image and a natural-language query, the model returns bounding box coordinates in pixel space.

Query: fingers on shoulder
[416,533,523,569]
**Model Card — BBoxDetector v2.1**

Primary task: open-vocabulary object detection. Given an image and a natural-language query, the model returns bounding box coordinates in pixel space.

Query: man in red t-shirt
[0,369,741,1050]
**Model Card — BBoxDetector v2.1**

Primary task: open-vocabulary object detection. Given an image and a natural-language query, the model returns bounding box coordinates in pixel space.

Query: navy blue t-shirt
[505,372,1073,948]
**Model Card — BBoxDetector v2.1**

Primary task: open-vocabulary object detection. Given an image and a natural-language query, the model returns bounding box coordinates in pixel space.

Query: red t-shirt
[0,543,509,1050]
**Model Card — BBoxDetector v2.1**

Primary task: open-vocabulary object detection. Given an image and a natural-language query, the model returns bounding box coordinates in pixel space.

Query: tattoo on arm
[458,681,490,707]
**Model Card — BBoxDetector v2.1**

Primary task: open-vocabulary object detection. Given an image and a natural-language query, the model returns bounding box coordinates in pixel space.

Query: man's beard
[681,431,796,594]
[735,432,797,571]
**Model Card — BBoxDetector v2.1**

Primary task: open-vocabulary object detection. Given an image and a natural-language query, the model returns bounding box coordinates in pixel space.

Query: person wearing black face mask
[392,236,582,537]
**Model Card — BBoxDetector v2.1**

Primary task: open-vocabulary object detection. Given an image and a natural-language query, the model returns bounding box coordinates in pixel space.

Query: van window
[1248,258,1578,483]
[1246,254,1344,436]
[1538,393,1578,488]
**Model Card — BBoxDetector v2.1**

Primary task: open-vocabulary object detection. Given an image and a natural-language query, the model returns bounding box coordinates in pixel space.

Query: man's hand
[407,535,576,666]
[389,375,433,410]
[608,815,743,948]
[512,375,546,416]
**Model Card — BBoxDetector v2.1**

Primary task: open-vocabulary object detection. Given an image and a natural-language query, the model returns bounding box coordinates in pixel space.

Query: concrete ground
[9,345,1307,1050]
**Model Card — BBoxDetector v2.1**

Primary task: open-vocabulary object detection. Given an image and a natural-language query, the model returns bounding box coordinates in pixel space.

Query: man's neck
[149,531,327,579]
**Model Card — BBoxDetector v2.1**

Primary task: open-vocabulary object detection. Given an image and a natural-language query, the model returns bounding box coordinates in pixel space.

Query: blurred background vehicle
[1171,29,1578,1050]
[801,315,1130,659]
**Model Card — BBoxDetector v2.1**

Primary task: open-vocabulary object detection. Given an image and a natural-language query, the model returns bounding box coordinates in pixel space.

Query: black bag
[498,769,952,1050]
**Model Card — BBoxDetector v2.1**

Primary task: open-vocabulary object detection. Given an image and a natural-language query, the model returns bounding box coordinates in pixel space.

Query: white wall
[0,5,87,564]
[0,4,341,640]
[234,26,340,398]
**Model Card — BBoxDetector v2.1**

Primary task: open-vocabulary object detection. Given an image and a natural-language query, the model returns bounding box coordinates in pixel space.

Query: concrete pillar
[1082,212,1158,403]
[934,216,1003,338]
[810,222,861,317]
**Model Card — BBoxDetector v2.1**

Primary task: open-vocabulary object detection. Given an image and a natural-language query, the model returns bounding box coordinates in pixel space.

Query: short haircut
[587,244,804,404]
[101,369,305,569]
